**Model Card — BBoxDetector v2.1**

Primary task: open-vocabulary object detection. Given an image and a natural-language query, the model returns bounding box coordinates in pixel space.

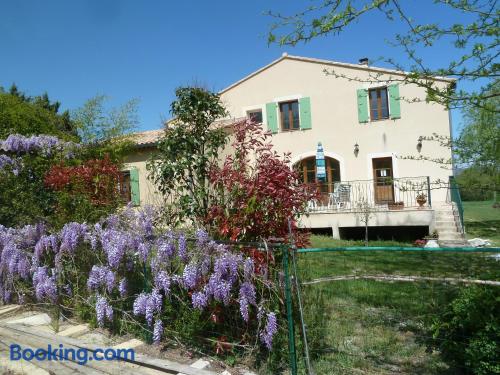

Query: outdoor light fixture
[417,136,423,153]
[354,143,359,156]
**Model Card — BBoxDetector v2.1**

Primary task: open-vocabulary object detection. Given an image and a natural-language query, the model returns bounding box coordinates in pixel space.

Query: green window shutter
[389,84,401,119]
[299,97,312,130]
[265,102,278,133]
[357,89,369,123]
[130,167,140,206]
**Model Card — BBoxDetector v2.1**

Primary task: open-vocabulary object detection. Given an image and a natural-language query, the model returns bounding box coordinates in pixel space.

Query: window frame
[368,86,390,121]
[279,100,300,131]
[118,170,132,203]
[297,157,341,193]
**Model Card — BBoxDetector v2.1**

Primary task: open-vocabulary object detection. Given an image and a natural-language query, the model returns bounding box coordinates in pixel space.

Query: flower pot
[417,198,427,208]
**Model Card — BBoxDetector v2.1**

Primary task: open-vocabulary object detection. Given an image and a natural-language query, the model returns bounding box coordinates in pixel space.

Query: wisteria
[0,207,280,351]
[0,154,21,175]
[153,319,163,344]
[118,278,127,297]
[133,289,163,326]
[33,266,57,303]
[95,294,113,327]
[260,312,278,350]
[87,265,115,293]
[0,134,78,157]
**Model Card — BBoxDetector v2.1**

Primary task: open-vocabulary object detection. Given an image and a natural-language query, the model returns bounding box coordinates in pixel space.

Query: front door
[372,157,394,204]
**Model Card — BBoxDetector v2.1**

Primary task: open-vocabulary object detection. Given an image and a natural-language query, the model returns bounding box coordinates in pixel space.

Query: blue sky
[1,1,476,134]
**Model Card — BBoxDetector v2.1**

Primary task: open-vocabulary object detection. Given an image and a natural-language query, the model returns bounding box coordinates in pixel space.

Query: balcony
[306,176,432,213]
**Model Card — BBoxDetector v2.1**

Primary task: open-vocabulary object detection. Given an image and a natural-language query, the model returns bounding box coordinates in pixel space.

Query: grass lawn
[293,235,500,374]
[463,200,500,246]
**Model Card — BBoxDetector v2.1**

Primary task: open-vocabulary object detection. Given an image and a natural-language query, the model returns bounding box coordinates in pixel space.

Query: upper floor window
[247,109,263,123]
[280,100,300,131]
[369,87,389,121]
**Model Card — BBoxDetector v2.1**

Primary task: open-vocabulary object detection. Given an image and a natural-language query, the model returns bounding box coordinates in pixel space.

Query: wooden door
[372,157,394,204]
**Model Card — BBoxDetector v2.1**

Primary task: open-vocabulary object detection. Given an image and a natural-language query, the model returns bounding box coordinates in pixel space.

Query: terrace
[306,176,432,213]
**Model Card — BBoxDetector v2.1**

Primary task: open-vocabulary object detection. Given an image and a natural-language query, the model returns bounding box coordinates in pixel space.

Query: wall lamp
[417,136,423,153]
[354,143,359,157]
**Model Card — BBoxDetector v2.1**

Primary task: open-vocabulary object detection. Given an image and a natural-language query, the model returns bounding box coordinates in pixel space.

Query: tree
[71,95,138,162]
[267,0,499,111]
[147,87,228,226]
[455,82,499,202]
[0,84,77,139]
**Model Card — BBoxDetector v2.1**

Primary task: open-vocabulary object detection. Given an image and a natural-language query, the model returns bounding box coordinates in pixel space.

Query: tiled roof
[128,117,246,148]
[128,129,165,147]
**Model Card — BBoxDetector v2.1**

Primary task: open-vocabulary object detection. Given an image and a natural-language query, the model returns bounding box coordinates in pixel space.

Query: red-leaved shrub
[207,120,317,247]
[44,155,121,206]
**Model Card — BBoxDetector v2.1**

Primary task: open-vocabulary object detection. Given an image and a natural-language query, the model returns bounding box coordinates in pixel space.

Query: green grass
[293,236,500,374]
[463,200,500,246]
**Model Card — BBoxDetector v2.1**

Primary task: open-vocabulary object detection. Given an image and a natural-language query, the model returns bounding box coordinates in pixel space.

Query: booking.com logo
[10,344,135,365]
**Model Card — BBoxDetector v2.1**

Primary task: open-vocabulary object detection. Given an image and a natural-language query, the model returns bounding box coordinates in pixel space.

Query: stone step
[439,240,468,247]
[436,222,458,228]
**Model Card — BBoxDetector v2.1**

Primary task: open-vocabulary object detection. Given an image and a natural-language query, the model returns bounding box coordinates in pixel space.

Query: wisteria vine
[0,134,79,174]
[0,205,280,350]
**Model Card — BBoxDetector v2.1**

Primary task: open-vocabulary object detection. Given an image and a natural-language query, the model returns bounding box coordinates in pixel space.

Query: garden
[0,85,499,375]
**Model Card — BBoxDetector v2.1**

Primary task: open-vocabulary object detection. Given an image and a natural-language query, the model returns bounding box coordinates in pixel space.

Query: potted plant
[388,201,404,210]
[416,193,427,208]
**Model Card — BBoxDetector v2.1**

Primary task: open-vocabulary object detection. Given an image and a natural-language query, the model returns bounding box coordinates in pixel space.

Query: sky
[0,0,481,134]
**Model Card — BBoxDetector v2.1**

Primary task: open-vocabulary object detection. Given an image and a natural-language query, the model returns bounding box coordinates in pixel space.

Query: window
[369,87,389,120]
[118,171,131,203]
[247,109,263,123]
[280,100,300,131]
[296,157,341,193]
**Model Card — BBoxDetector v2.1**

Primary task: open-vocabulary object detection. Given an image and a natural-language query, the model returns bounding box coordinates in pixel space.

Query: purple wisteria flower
[34,235,58,259]
[100,229,130,268]
[87,265,115,292]
[0,134,77,157]
[260,312,278,350]
[137,242,151,263]
[154,270,171,295]
[243,258,254,280]
[95,294,113,327]
[153,319,163,344]
[177,234,188,263]
[195,229,209,248]
[191,290,209,310]
[59,222,87,253]
[118,278,127,297]
[133,289,162,326]
[0,155,22,175]
[33,267,57,303]
[238,282,256,321]
[157,232,175,261]
[182,263,199,290]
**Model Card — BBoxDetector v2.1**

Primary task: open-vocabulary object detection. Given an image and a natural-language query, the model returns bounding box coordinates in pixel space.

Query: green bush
[431,285,499,374]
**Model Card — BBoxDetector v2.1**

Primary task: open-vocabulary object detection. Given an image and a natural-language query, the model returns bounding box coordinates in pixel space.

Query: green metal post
[282,246,298,375]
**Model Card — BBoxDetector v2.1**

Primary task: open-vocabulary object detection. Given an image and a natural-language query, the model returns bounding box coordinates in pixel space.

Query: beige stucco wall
[219,57,453,204]
[123,146,163,207]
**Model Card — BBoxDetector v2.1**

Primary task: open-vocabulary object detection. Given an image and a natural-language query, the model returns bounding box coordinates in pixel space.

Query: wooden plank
[0,325,134,375]
[58,324,90,338]
[0,324,217,375]
[0,304,21,316]
[0,335,100,375]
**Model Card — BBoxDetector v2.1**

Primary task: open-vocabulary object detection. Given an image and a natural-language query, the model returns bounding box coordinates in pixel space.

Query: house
[122,54,464,242]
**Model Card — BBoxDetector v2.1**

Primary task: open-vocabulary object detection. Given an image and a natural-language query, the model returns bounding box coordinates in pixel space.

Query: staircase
[434,203,467,247]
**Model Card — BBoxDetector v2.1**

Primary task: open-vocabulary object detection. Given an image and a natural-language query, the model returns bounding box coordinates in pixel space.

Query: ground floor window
[118,171,131,203]
[296,156,341,193]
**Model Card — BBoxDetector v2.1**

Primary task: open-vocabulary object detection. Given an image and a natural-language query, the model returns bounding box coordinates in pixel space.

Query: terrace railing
[306,176,432,213]
[448,175,465,233]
